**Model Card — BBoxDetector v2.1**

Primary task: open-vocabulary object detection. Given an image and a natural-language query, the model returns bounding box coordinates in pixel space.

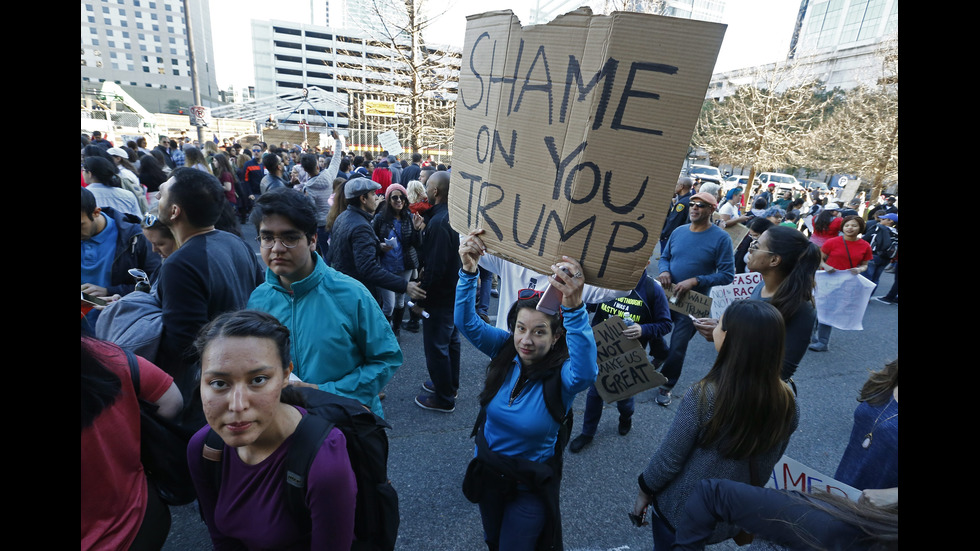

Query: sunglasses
[689,202,711,209]
[389,195,405,202]
[517,288,543,300]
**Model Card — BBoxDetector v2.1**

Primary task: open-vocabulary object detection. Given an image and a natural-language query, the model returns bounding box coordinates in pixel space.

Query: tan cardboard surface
[593,316,667,403]
[449,8,726,290]
[664,287,712,319]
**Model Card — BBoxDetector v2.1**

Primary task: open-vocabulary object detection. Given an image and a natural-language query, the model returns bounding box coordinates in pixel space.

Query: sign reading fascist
[448,8,726,290]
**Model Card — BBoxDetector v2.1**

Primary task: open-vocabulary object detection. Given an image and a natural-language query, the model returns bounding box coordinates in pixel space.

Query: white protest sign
[448,8,726,290]
[765,455,862,501]
[377,130,403,156]
[709,271,762,318]
[814,271,874,330]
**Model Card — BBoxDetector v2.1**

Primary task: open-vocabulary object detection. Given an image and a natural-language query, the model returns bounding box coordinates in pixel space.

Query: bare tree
[346,0,461,156]
[694,61,828,199]
[800,37,898,200]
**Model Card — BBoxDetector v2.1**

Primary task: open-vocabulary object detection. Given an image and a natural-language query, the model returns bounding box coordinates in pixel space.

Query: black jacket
[329,205,408,296]
[418,203,460,309]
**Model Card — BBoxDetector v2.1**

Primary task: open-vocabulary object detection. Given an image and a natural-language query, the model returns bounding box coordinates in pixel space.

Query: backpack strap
[284,413,334,533]
[124,348,140,395]
[198,413,334,535]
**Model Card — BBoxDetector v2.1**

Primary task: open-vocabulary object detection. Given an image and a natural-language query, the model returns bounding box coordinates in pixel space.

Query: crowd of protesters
[82,132,897,550]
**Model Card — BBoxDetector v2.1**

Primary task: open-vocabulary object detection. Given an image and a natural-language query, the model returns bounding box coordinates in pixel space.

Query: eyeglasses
[517,288,543,300]
[256,234,304,249]
[142,212,158,227]
[689,202,711,209]
[749,239,776,255]
[389,195,405,202]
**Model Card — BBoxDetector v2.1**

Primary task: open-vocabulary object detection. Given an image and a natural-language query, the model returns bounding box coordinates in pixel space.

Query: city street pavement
[164,225,898,550]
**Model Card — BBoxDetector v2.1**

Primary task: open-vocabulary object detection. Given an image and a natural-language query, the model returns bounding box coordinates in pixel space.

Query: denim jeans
[865,255,891,292]
[477,266,492,316]
[479,488,547,551]
[650,506,676,550]
[580,384,634,437]
[379,269,413,316]
[812,321,833,346]
[422,306,461,406]
[658,310,697,389]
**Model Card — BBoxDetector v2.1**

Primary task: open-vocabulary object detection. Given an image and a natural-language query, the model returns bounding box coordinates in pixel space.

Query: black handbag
[124,349,198,506]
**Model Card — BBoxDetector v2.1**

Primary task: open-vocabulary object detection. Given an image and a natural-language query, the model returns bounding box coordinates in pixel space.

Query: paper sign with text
[377,130,403,156]
[765,455,862,501]
[592,316,666,403]
[664,287,712,319]
[448,8,726,290]
[708,271,762,318]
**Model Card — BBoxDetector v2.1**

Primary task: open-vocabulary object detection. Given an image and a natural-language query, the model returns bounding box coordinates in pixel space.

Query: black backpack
[201,386,399,551]
[870,226,898,260]
[124,349,197,506]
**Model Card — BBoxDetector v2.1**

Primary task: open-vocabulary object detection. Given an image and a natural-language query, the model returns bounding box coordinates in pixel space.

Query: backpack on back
[201,386,399,551]
[870,226,898,260]
[96,290,163,363]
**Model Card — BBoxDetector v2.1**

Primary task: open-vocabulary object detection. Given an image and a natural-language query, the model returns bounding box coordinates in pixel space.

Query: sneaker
[618,417,632,436]
[808,342,829,352]
[656,388,672,407]
[569,434,593,453]
[490,288,499,298]
[478,312,491,324]
[414,394,455,413]
[421,380,457,398]
[403,320,421,333]
[873,296,896,305]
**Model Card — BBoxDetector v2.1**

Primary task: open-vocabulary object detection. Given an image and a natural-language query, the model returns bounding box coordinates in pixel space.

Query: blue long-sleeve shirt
[657,224,735,294]
[455,269,597,462]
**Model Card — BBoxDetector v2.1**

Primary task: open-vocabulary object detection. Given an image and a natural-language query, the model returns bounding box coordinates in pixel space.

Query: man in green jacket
[246,188,402,417]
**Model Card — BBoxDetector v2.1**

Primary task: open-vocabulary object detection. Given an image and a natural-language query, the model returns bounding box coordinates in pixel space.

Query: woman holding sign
[457,229,597,551]
[632,299,798,550]
[810,215,872,352]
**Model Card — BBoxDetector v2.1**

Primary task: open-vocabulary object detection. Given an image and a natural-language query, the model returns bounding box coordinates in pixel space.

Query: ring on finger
[573,271,583,278]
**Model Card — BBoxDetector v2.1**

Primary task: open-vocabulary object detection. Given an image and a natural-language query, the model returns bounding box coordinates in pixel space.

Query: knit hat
[385,183,408,202]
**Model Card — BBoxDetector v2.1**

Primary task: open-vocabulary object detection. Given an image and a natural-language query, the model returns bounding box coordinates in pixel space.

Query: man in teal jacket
[246,188,402,417]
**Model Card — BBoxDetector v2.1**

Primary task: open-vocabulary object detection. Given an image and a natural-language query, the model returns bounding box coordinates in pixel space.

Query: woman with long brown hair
[457,229,597,551]
[633,299,798,550]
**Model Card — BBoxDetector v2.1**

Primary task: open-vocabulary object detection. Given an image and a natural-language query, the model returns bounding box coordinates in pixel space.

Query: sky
[209,0,801,90]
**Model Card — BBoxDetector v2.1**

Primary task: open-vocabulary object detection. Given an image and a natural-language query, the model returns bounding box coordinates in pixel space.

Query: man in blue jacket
[247,188,402,417]
[81,187,161,325]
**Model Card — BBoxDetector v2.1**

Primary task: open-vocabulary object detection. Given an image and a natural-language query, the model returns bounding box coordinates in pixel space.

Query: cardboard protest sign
[765,455,862,501]
[722,221,749,250]
[449,8,726,290]
[663,286,712,319]
[709,271,762,318]
[377,130,403,156]
[593,316,666,403]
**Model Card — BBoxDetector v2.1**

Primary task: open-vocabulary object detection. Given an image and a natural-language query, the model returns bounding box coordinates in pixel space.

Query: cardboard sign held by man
[448,8,726,290]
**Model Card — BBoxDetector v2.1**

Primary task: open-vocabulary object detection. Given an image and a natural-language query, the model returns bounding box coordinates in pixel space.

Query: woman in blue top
[457,229,598,551]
